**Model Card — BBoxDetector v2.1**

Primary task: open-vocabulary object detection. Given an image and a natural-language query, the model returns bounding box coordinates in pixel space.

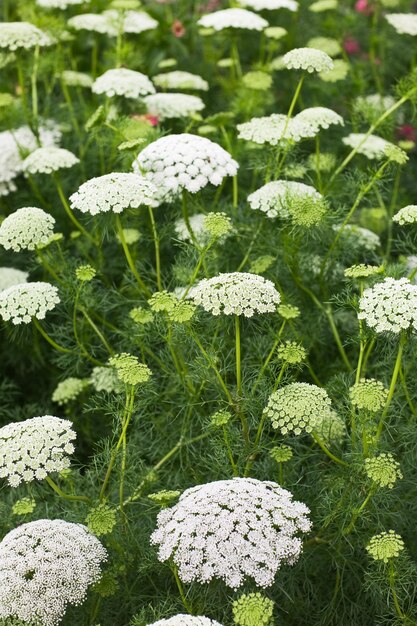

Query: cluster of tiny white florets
[0,207,55,252]
[364,453,403,489]
[147,617,224,626]
[0,415,75,487]
[392,205,417,225]
[70,173,158,215]
[103,9,158,34]
[342,133,396,160]
[92,68,155,99]
[295,106,344,131]
[175,213,206,243]
[264,382,332,435]
[239,0,298,11]
[350,379,389,412]
[190,272,280,317]
[22,147,79,175]
[385,13,417,36]
[0,22,52,50]
[60,70,93,88]
[336,224,380,252]
[52,377,88,405]
[0,268,28,292]
[197,8,268,31]
[283,47,334,72]
[133,134,238,197]
[151,477,311,588]
[248,180,322,219]
[0,519,107,626]
[358,277,417,333]
[144,93,205,120]
[90,366,122,393]
[68,13,118,36]
[237,113,317,145]
[0,282,60,324]
[153,71,209,91]
[36,0,83,8]
[366,530,404,563]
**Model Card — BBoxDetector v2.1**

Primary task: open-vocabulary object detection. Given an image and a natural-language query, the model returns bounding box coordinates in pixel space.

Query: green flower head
[12,497,36,516]
[86,503,117,537]
[148,291,177,313]
[232,592,274,626]
[210,409,232,427]
[350,378,388,412]
[109,353,152,385]
[75,264,96,282]
[277,303,300,320]
[277,340,307,364]
[203,212,232,240]
[269,444,293,463]
[148,490,181,506]
[366,530,404,563]
[365,453,403,489]
[129,307,154,325]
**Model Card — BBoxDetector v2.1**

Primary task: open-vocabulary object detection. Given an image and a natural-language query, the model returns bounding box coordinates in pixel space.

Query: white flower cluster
[175,213,206,243]
[342,133,396,160]
[190,272,281,317]
[104,9,158,34]
[69,173,158,215]
[197,8,268,31]
[0,415,75,487]
[0,22,52,50]
[144,93,205,120]
[295,106,344,131]
[68,13,118,36]
[264,382,333,435]
[283,47,334,73]
[133,134,238,197]
[393,205,417,225]
[153,71,209,91]
[36,0,83,8]
[385,13,417,36]
[248,180,322,218]
[336,224,380,252]
[237,113,317,145]
[151,477,311,588]
[0,519,107,626]
[22,146,79,175]
[90,366,122,394]
[358,277,417,334]
[239,0,298,11]
[92,68,155,99]
[354,94,396,118]
[52,377,88,405]
[147,617,224,626]
[0,267,28,291]
[60,70,93,88]
[0,281,60,324]
[0,207,55,252]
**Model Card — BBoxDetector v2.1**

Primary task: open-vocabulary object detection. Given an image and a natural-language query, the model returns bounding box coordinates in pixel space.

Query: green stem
[252,320,286,393]
[235,315,242,396]
[223,425,238,476]
[376,336,406,441]
[343,488,374,535]
[115,215,151,296]
[148,206,162,291]
[312,432,348,466]
[119,386,135,510]
[181,191,197,245]
[172,564,193,613]
[54,176,96,244]
[190,331,234,404]
[33,318,72,353]
[80,307,114,355]
[389,562,406,620]
[31,45,40,136]
[45,475,91,503]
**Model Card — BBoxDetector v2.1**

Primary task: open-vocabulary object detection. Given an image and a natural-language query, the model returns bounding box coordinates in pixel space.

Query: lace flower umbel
[103,9,158,34]
[36,0,83,8]
[237,113,317,145]
[264,382,332,435]
[385,13,417,36]
[342,133,396,160]
[393,205,417,226]
[239,0,298,11]
[153,71,209,92]
[69,173,158,215]
[0,22,52,50]
[248,180,322,219]
[0,281,60,324]
[197,8,268,31]
[133,134,238,197]
[283,47,333,73]
[144,93,205,120]
[151,477,311,588]
[0,519,107,626]
[358,277,417,333]
[92,68,155,99]
[365,453,402,489]
[295,107,344,131]
[190,272,280,317]
[0,207,55,252]
[0,415,75,487]
[60,70,93,88]
[68,13,118,36]
[350,378,388,412]
[366,530,404,563]
[147,617,224,626]
[232,592,274,626]
[22,147,79,175]
[0,268,28,292]
[52,377,88,405]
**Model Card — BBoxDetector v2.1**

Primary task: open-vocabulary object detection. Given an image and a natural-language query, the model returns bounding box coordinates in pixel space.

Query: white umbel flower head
[60,70,93,88]
[0,22,52,50]
[144,93,205,120]
[197,8,268,31]
[69,173,158,215]
[238,0,298,11]
[0,207,55,251]
[153,71,209,91]
[283,47,334,73]
[0,281,60,324]
[342,133,396,159]
[133,133,238,197]
[92,68,155,99]
[0,415,75,487]
[190,272,281,317]
[248,180,322,218]
[0,267,28,291]
[36,0,83,8]
[385,13,417,36]
[68,13,118,36]
[151,477,311,588]
[0,519,107,626]
[103,9,158,34]
[22,147,79,175]
[237,113,317,145]
[358,277,417,334]
[392,205,417,226]
[147,617,224,626]
[295,107,344,131]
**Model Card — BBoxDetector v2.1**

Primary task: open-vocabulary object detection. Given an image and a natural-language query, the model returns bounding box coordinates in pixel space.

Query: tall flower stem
[31,45,40,136]
[33,318,72,353]
[148,206,162,291]
[376,335,406,442]
[223,425,238,476]
[172,564,193,614]
[342,487,375,535]
[235,315,242,396]
[119,386,135,510]
[54,175,96,244]
[389,562,406,620]
[115,215,151,296]
[45,475,91,503]
[181,191,197,244]
[312,432,348,466]
[252,320,286,394]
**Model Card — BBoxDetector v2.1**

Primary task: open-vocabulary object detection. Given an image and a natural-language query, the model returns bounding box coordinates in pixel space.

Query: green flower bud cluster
[366,530,404,563]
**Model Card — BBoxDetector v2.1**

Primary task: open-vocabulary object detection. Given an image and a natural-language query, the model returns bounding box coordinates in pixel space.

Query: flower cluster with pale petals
[36,0,83,8]
[104,9,158,33]
[392,205,417,225]
[358,277,417,333]
[0,207,55,252]
[197,8,268,31]
[239,0,298,11]
[190,272,280,317]
[92,68,155,99]
[22,147,79,175]
[151,477,311,588]
[60,70,93,88]
[0,519,107,626]
[147,617,224,626]
[0,415,76,487]
[0,22,52,50]
[144,93,205,120]
[385,13,417,36]
[342,133,396,159]
[295,106,344,131]
[366,530,404,563]
[283,47,334,72]
[0,267,28,291]
[153,71,209,91]
[237,113,318,145]
[68,13,118,35]
[248,180,322,219]
[0,281,60,324]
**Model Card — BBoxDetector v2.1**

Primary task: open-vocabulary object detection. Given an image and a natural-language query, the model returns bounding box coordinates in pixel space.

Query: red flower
[343,36,360,55]
[354,0,374,14]
[131,114,159,127]
[397,124,417,142]
[171,19,186,38]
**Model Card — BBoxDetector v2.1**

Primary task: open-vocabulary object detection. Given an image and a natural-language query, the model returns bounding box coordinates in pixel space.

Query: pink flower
[355,0,374,14]
[343,36,360,55]
[131,113,159,127]
[397,124,417,142]
[171,19,186,37]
